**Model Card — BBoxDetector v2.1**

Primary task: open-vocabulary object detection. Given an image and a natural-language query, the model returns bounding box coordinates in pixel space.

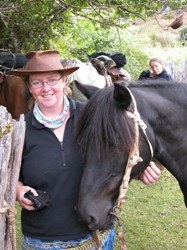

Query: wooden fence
[0,106,25,250]
[166,60,187,82]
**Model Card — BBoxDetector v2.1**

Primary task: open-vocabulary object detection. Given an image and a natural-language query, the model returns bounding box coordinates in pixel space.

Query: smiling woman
[8,49,116,250]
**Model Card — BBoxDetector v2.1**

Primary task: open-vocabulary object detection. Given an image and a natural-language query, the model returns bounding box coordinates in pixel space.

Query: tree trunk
[0,106,25,250]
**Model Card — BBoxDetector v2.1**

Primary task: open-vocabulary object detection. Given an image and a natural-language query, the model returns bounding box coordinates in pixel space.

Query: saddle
[89,55,116,75]
[88,52,130,81]
[88,51,127,68]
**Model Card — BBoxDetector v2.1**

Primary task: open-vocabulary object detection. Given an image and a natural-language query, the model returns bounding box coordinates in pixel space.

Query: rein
[93,87,153,250]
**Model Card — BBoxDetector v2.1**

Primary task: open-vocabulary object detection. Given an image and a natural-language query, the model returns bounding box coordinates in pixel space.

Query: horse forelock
[75,86,136,159]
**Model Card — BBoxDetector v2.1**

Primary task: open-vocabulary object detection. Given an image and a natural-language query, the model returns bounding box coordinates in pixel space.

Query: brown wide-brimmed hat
[8,50,79,76]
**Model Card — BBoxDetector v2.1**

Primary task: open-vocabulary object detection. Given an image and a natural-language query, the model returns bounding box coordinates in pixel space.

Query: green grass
[16,170,187,250]
[114,170,187,250]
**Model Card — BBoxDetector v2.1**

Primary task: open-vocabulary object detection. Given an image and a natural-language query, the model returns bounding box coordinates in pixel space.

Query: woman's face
[150,61,164,75]
[28,72,66,111]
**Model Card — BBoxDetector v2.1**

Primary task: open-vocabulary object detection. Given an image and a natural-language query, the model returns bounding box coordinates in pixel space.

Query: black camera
[24,190,51,210]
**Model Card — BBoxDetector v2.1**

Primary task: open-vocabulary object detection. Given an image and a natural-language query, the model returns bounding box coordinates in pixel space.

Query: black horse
[75,80,187,231]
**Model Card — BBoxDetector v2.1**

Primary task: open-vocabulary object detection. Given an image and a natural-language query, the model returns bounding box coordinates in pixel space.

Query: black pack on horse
[74,80,187,231]
[0,52,32,119]
[0,52,28,69]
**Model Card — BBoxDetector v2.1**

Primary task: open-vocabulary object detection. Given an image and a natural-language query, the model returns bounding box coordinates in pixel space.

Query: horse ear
[113,81,132,109]
[74,80,100,99]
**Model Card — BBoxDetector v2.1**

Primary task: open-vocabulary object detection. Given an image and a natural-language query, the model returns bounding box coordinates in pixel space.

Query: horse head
[75,80,154,230]
[0,53,32,119]
[0,72,32,119]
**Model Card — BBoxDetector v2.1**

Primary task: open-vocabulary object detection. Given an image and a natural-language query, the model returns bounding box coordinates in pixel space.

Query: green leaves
[0,0,186,52]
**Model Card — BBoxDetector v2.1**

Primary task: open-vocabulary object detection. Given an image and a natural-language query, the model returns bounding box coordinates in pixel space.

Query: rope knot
[130,153,143,165]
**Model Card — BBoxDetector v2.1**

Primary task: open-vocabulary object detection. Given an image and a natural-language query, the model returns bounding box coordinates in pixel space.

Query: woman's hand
[139,161,161,185]
[16,181,38,211]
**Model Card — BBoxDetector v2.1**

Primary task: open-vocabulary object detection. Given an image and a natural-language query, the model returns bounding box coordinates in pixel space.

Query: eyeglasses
[29,77,62,89]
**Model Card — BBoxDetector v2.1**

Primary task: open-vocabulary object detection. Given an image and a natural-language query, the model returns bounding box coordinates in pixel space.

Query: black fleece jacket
[20,99,91,240]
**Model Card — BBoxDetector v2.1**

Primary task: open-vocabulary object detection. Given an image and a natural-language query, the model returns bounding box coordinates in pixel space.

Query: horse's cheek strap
[117,88,153,208]
[115,88,153,250]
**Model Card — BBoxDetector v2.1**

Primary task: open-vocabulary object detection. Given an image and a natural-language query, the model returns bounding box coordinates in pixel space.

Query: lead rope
[93,87,153,250]
[0,200,17,250]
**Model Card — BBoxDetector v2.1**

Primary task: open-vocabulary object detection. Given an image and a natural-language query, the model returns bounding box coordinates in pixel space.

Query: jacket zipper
[60,141,67,167]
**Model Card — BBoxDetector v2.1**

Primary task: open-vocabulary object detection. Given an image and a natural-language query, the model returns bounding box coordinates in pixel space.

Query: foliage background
[56,15,187,80]
[1,1,187,80]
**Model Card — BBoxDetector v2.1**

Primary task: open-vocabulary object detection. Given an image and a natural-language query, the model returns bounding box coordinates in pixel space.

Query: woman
[138,57,173,81]
[10,50,160,250]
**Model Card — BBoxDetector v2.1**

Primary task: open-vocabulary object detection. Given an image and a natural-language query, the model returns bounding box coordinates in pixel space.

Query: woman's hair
[25,76,29,83]
[149,57,164,67]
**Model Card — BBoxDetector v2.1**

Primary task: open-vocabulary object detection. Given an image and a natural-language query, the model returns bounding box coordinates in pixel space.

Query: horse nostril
[87,215,96,224]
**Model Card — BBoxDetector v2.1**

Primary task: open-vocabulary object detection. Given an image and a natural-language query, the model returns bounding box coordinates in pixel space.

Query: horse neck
[132,84,187,181]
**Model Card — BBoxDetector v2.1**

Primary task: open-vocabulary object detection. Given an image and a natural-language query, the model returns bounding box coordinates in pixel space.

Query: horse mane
[75,86,136,159]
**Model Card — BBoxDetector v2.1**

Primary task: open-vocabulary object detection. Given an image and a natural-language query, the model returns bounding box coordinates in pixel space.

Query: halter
[93,87,153,250]
[0,64,13,84]
[117,87,153,208]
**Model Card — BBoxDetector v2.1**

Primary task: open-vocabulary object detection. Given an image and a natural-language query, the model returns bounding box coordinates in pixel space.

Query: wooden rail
[0,106,25,250]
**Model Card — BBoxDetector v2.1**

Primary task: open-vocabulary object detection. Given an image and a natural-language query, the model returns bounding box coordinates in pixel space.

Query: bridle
[93,87,154,250]
[117,87,154,208]
[0,64,13,84]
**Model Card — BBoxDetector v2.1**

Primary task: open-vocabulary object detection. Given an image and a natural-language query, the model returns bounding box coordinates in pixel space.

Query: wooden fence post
[0,106,25,250]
